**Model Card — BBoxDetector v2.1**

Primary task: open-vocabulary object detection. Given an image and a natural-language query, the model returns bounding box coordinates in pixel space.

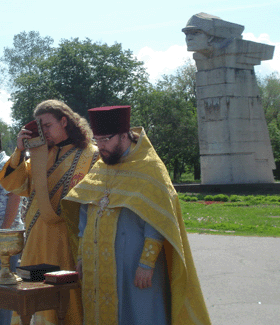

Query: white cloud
[0,89,13,126]
[136,45,193,83]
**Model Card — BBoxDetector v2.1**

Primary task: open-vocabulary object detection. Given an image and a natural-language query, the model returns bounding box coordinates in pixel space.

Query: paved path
[188,234,280,325]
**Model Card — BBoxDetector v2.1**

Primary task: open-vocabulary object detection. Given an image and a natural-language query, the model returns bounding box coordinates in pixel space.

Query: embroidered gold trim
[140,237,163,268]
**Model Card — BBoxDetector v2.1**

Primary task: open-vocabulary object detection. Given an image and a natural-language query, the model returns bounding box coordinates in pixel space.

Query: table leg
[20,314,32,325]
[56,288,71,325]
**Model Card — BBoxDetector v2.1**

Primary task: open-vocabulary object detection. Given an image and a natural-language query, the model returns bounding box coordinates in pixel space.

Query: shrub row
[178,193,280,204]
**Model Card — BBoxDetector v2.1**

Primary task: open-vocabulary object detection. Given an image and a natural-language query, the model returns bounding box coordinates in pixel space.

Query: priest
[62,105,212,325]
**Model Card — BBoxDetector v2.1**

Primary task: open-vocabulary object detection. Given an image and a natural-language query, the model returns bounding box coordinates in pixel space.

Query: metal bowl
[0,229,25,285]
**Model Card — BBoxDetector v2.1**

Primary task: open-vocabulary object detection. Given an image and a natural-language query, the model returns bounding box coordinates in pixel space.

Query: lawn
[179,193,280,237]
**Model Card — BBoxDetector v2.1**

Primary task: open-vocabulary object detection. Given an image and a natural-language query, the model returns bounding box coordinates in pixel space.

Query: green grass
[179,194,280,237]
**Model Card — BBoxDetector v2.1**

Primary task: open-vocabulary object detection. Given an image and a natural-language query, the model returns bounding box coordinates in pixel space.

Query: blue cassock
[79,205,171,325]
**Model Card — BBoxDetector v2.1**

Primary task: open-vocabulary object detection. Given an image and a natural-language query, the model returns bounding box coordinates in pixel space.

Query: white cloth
[0,151,24,229]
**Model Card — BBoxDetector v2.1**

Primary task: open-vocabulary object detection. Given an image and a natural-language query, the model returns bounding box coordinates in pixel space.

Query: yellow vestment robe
[0,142,99,325]
[62,127,212,325]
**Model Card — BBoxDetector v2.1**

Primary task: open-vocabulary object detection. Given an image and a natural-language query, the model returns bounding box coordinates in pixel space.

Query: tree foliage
[258,72,280,179]
[1,32,149,128]
[0,120,16,155]
[131,60,199,181]
[0,64,5,89]
[46,38,149,117]
[2,31,54,81]
[1,31,55,129]
[259,72,280,127]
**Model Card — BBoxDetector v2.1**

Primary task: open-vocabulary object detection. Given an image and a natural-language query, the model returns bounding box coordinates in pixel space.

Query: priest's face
[94,134,124,165]
[39,113,68,148]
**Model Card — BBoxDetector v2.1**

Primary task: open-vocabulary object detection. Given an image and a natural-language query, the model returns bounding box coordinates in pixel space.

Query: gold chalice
[0,229,25,285]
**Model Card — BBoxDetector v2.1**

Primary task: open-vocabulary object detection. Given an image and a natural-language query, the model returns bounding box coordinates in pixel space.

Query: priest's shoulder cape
[62,127,212,325]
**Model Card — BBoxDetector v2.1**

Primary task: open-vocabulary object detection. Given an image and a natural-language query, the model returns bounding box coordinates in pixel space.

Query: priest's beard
[100,140,123,165]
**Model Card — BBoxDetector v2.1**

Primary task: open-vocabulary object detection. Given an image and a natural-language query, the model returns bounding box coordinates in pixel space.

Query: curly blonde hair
[34,99,93,149]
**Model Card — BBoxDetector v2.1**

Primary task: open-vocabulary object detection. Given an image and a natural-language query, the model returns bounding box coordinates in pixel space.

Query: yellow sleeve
[9,147,22,169]
[0,149,31,197]
[140,237,163,268]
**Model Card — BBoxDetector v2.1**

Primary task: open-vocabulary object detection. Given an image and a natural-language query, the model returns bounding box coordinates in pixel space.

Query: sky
[1,0,280,125]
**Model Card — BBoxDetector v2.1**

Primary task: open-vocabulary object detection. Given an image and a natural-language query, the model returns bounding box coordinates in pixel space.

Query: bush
[178,193,185,200]
[204,195,214,201]
[197,194,205,200]
[178,194,199,202]
[213,194,229,202]
[267,196,279,203]
[183,195,198,202]
[229,195,242,202]
[244,195,254,201]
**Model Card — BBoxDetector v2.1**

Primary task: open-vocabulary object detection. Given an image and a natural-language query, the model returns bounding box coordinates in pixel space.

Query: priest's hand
[134,266,154,289]
[76,259,83,280]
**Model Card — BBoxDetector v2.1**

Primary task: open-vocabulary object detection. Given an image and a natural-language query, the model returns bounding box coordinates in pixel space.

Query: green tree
[258,72,280,179]
[2,31,53,81]
[132,60,199,181]
[1,34,149,126]
[0,120,16,155]
[46,38,149,117]
[0,64,5,89]
[1,31,55,128]
[259,72,280,126]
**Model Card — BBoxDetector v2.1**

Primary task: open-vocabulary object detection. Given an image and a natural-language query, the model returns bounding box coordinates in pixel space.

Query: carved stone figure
[182,13,275,184]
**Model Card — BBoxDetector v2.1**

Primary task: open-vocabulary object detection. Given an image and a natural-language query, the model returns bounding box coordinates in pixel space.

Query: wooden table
[0,281,79,325]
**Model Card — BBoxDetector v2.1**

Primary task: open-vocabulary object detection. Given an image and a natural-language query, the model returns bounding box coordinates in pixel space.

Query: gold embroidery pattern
[102,247,111,261]
[82,205,119,325]
[140,238,163,268]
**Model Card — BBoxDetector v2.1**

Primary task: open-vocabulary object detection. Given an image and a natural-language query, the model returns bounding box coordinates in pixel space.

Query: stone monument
[182,12,276,184]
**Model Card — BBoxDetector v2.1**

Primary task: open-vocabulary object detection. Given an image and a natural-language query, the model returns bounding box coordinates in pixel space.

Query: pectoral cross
[97,190,110,217]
